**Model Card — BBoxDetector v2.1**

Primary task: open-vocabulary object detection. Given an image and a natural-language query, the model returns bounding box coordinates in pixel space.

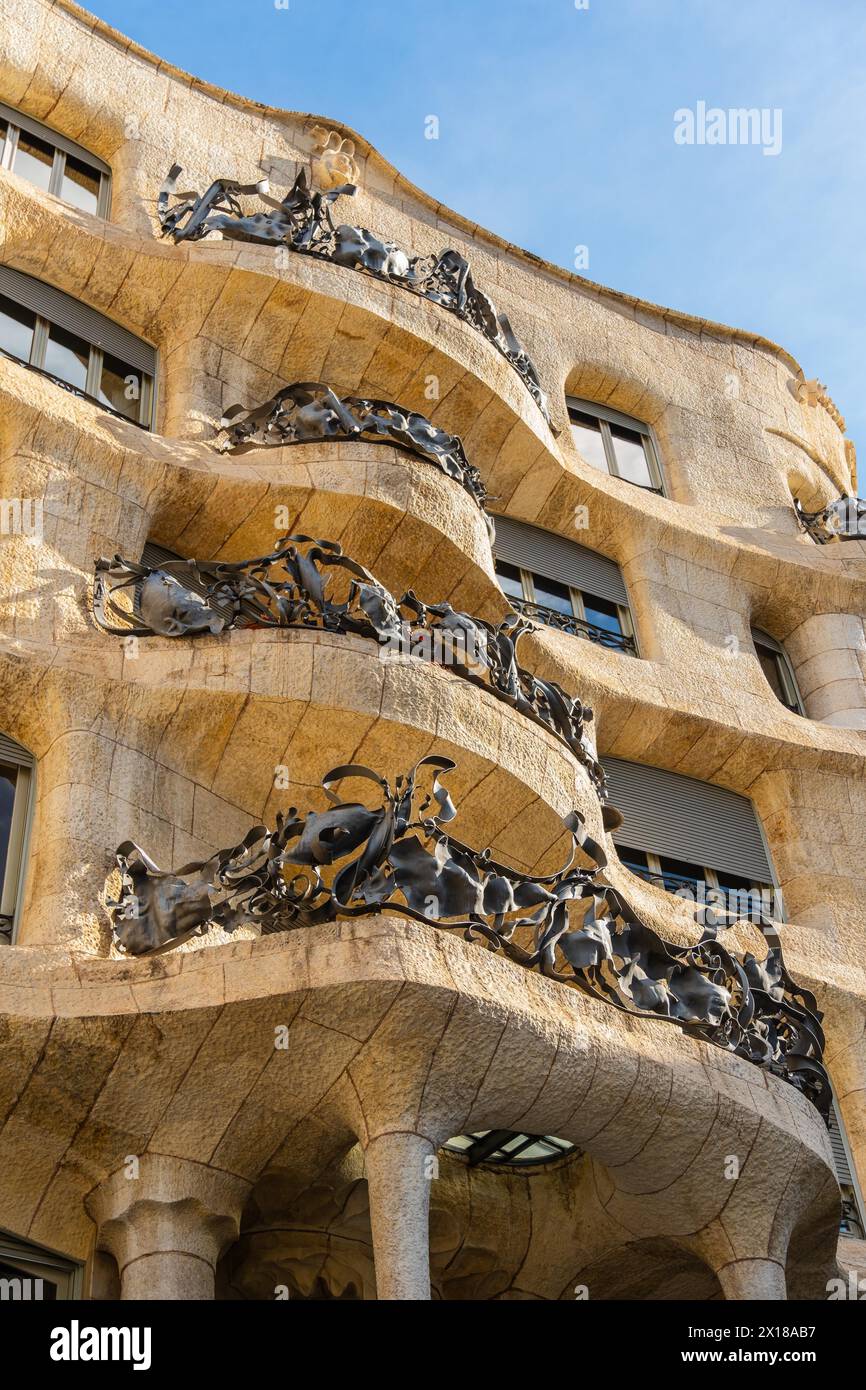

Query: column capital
[87,1154,251,1297]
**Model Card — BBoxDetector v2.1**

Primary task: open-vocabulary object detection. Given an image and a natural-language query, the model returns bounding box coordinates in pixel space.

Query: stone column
[364,1132,435,1301]
[785,613,866,728]
[87,1154,250,1301]
[716,1258,787,1301]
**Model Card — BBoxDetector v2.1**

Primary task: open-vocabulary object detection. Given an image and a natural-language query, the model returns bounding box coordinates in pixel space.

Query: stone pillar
[87,1154,250,1301]
[364,1132,435,1301]
[716,1258,787,1301]
[785,613,866,728]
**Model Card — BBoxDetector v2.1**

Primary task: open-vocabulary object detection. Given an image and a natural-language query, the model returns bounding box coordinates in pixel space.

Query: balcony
[508,594,637,654]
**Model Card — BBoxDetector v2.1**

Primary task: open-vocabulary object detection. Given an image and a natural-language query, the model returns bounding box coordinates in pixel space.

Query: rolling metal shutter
[0,100,110,173]
[140,541,212,607]
[602,757,774,883]
[829,1100,856,1188]
[752,627,783,655]
[0,733,34,768]
[0,265,156,376]
[493,515,629,606]
[141,541,186,571]
[140,541,237,625]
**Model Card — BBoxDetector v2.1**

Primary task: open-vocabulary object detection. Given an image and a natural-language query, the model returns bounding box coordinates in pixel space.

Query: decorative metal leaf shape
[107,755,829,1118]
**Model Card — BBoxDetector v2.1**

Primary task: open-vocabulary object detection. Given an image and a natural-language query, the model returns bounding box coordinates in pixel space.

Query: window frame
[830,1096,866,1240]
[567,395,665,494]
[0,285,155,429]
[0,736,36,947]
[495,558,638,655]
[615,844,776,917]
[751,627,805,716]
[0,1227,83,1299]
[0,103,110,218]
[443,1130,576,1169]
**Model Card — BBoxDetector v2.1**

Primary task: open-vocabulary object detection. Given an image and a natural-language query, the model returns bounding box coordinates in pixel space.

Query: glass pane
[532,572,573,617]
[0,1258,58,1299]
[756,645,788,704]
[61,155,100,214]
[12,130,55,192]
[569,410,610,472]
[494,560,525,603]
[714,869,753,892]
[513,1140,556,1162]
[0,766,16,888]
[610,423,655,488]
[43,323,89,391]
[499,1135,530,1156]
[581,592,624,638]
[0,295,36,363]
[618,846,650,876]
[98,353,143,421]
[657,855,705,894]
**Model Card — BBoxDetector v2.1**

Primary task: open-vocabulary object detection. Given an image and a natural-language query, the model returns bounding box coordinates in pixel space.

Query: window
[752,628,804,715]
[616,846,773,919]
[0,266,155,427]
[0,1228,82,1299]
[829,1098,866,1240]
[567,397,664,493]
[443,1132,576,1168]
[0,101,110,216]
[603,758,780,920]
[0,734,35,946]
[493,517,637,655]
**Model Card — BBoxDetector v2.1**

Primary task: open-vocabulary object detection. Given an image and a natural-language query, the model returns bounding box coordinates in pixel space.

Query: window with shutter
[829,1099,866,1239]
[493,516,637,655]
[0,733,35,947]
[603,757,780,919]
[0,1228,82,1298]
[0,101,110,217]
[0,266,155,427]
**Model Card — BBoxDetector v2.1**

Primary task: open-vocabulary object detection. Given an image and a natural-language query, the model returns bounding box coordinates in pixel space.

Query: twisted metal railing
[157,166,551,424]
[106,753,829,1118]
[92,536,609,805]
[216,381,490,522]
[508,596,637,654]
[794,495,866,544]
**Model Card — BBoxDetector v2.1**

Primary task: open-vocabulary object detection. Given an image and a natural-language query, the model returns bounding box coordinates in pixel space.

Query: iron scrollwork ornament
[794,495,866,545]
[217,381,490,520]
[157,166,552,425]
[107,754,829,1117]
[92,536,607,799]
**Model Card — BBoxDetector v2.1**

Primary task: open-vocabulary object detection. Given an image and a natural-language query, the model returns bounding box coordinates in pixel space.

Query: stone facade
[0,0,864,1301]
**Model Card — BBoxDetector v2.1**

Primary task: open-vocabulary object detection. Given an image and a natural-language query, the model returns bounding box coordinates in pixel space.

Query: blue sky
[87,0,865,462]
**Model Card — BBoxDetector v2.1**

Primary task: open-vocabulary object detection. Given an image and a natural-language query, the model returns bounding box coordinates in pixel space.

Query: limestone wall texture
[0,0,864,1300]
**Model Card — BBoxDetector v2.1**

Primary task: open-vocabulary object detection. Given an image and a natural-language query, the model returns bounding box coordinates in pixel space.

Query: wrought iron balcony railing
[157,165,552,425]
[92,536,610,806]
[509,596,637,654]
[795,495,866,544]
[105,751,829,1119]
[0,346,148,429]
[217,381,490,520]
